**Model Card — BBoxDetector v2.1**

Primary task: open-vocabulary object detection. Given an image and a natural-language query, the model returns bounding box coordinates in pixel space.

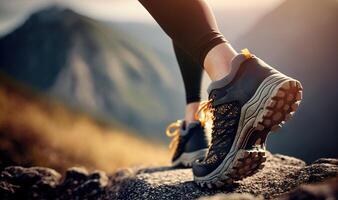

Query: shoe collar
[207,51,255,95]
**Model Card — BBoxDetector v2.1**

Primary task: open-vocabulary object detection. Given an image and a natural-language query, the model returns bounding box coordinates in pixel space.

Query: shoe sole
[194,74,303,188]
[172,149,208,167]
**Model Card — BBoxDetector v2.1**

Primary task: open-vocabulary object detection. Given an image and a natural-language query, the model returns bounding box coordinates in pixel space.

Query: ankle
[185,102,200,126]
[204,43,238,81]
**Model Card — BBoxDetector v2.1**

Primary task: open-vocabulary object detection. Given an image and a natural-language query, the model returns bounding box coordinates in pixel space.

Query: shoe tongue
[207,53,248,95]
[180,120,200,136]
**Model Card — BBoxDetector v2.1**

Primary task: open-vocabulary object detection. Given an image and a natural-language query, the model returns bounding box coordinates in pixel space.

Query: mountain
[0,6,185,138]
[234,0,338,161]
[113,22,174,59]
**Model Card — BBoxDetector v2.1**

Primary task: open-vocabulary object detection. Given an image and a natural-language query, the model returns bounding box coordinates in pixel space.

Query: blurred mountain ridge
[0,5,185,138]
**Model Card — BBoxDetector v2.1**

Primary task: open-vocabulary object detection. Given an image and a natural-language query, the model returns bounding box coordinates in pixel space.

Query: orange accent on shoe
[241,48,253,60]
[195,99,214,127]
[165,120,183,156]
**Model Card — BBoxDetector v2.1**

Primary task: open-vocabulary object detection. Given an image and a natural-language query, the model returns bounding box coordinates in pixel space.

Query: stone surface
[0,153,337,200]
[277,177,338,200]
[0,166,108,200]
[110,153,338,200]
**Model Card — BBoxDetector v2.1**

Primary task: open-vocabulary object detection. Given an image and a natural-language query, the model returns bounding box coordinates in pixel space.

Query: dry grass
[0,81,170,173]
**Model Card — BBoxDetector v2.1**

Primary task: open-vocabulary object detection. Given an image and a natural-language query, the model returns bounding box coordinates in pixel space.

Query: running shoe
[192,49,303,188]
[166,120,209,167]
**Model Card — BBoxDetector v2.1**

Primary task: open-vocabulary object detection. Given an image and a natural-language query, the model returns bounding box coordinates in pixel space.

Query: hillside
[234,0,338,161]
[0,6,185,139]
[0,77,169,173]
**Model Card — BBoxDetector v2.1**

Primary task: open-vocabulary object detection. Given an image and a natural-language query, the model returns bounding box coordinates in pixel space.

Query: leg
[139,0,237,81]
[165,43,209,167]
[173,43,203,125]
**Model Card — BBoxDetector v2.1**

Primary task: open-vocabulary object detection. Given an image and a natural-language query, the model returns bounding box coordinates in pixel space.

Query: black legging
[174,43,203,104]
[139,0,227,104]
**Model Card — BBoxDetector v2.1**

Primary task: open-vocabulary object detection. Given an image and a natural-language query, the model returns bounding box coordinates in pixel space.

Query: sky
[0,0,284,36]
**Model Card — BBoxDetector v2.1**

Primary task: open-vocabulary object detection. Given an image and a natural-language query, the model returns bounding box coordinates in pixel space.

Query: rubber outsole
[195,148,266,188]
[195,78,303,188]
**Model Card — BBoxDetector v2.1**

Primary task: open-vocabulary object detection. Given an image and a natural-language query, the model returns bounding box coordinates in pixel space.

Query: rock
[110,153,338,200]
[0,166,61,199]
[298,158,338,183]
[58,167,108,200]
[198,193,263,200]
[0,153,337,200]
[0,166,108,200]
[277,177,338,200]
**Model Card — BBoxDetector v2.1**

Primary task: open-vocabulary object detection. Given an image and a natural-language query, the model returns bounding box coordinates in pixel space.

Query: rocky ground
[0,152,337,200]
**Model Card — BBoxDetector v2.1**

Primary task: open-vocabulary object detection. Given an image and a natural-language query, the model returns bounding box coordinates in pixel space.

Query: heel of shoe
[227,148,266,180]
[254,79,303,133]
[194,148,267,188]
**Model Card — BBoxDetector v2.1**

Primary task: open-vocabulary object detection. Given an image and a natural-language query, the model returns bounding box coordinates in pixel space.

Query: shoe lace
[165,120,183,156]
[195,99,240,161]
[194,99,214,127]
[195,99,223,161]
